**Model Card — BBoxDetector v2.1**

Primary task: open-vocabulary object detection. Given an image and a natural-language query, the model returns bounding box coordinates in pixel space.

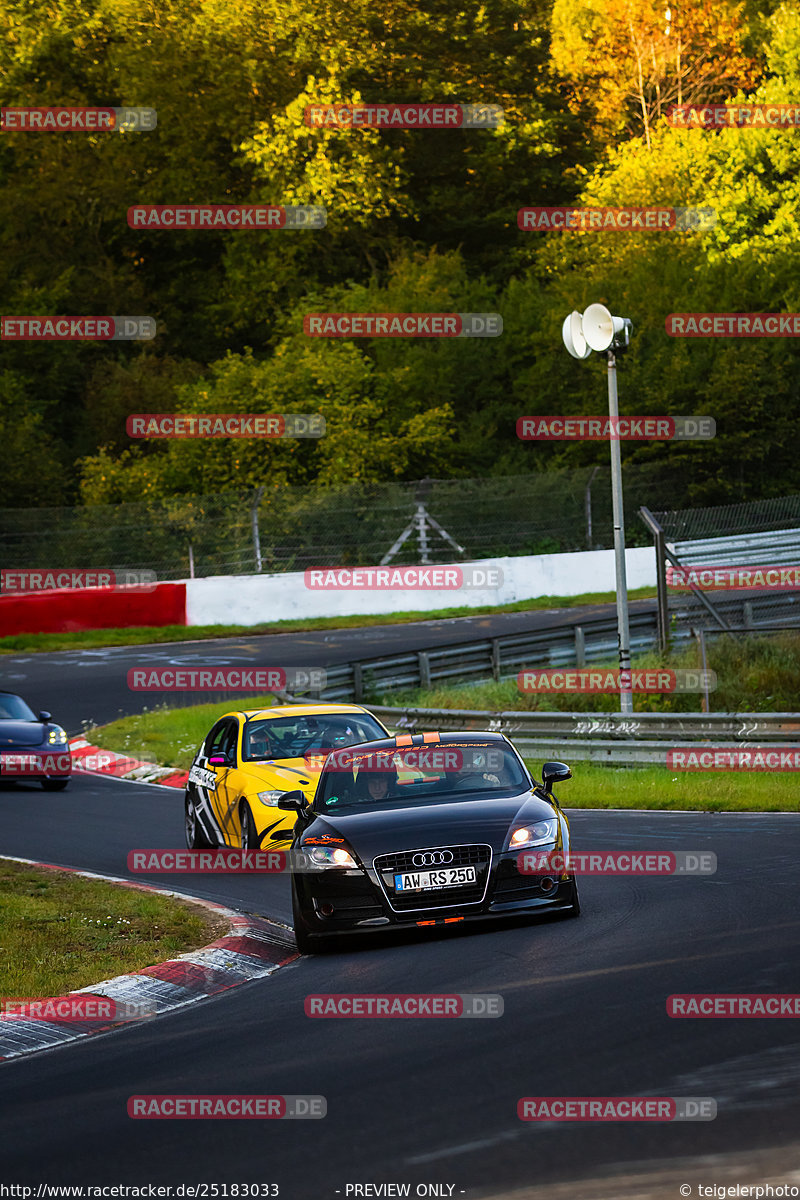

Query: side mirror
[208,754,232,767]
[38,711,52,723]
[541,761,572,792]
[277,789,308,812]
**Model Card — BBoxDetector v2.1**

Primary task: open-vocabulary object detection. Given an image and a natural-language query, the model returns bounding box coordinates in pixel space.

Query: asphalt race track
[0,600,657,732]
[2,774,800,1195]
[2,615,800,1197]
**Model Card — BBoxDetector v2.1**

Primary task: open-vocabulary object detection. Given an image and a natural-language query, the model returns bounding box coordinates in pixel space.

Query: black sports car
[0,691,71,790]
[276,731,579,953]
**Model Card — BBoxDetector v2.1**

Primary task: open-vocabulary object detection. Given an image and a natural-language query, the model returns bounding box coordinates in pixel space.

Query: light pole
[562,305,634,714]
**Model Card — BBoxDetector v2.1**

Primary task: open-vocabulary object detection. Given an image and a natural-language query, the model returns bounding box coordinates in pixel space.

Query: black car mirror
[276,790,308,811]
[541,761,572,791]
[37,711,52,723]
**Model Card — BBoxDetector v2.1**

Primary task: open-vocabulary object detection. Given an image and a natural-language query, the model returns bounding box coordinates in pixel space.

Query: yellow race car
[183,703,391,851]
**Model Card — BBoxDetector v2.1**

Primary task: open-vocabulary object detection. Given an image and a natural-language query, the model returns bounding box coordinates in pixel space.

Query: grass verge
[526,761,799,812]
[87,693,279,771]
[378,632,800,713]
[0,859,227,997]
[0,586,657,655]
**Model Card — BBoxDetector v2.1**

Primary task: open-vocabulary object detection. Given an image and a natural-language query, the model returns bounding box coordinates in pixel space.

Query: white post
[607,350,633,714]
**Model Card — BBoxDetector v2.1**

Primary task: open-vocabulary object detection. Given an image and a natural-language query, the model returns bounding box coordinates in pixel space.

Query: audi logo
[412,850,454,867]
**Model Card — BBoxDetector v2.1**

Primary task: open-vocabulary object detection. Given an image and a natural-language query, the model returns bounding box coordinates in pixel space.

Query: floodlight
[561,311,591,360]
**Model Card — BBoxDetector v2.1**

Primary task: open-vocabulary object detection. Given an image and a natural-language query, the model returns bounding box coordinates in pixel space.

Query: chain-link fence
[652,493,800,542]
[646,494,800,632]
[0,465,693,580]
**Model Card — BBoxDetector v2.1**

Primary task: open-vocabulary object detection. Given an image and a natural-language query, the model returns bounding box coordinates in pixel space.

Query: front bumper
[0,750,72,780]
[294,848,576,936]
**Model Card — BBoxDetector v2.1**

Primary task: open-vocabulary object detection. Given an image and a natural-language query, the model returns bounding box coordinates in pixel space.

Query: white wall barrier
[184,546,656,627]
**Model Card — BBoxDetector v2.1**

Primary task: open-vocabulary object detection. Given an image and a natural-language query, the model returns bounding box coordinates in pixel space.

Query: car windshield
[316,742,529,812]
[0,693,37,721]
[241,712,387,762]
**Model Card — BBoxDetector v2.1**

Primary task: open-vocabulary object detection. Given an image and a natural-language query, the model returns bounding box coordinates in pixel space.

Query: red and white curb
[69,737,189,789]
[0,857,298,1062]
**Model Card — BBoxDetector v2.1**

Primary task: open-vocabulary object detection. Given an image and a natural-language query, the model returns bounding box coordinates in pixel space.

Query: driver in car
[449,751,502,789]
[247,726,274,759]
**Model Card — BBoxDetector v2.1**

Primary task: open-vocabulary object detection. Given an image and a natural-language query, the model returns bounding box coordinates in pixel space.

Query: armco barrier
[0,583,186,636]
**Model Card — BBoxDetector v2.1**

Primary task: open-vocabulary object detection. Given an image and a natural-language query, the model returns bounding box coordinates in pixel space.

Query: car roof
[219,703,378,722]
[320,730,509,757]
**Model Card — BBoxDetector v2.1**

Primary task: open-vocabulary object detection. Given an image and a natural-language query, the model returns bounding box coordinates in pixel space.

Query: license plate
[394,866,477,891]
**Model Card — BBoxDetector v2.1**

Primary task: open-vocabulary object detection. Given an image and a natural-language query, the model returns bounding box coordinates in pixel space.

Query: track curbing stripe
[0,855,298,1062]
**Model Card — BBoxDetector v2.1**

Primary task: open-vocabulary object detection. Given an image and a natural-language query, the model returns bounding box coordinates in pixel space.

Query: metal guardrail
[309,593,800,704]
[362,708,800,765]
[672,528,800,566]
[291,595,800,763]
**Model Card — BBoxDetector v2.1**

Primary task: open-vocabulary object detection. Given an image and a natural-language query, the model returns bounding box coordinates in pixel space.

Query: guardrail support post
[353,663,363,702]
[574,626,586,667]
[418,651,431,691]
[743,601,754,630]
[491,639,501,681]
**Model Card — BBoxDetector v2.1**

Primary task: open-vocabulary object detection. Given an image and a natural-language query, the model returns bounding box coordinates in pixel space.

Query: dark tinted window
[0,693,37,721]
[205,719,238,762]
[242,713,386,762]
[317,743,529,812]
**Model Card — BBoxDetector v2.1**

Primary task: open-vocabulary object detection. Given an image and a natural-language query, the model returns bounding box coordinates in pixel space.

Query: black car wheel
[291,880,327,955]
[41,779,69,791]
[185,793,213,849]
[564,876,581,918]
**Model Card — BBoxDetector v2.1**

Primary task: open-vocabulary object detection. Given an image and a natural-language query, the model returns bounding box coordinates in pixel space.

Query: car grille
[374,844,491,912]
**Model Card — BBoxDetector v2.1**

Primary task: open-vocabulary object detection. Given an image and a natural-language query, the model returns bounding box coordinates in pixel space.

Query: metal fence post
[491,639,501,681]
[251,487,264,573]
[417,651,431,691]
[352,663,364,703]
[639,506,669,653]
[574,626,586,667]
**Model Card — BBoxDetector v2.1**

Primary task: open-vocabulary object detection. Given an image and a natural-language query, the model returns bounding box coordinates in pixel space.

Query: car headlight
[509,819,558,849]
[304,846,357,869]
[47,727,68,745]
[257,790,288,806]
